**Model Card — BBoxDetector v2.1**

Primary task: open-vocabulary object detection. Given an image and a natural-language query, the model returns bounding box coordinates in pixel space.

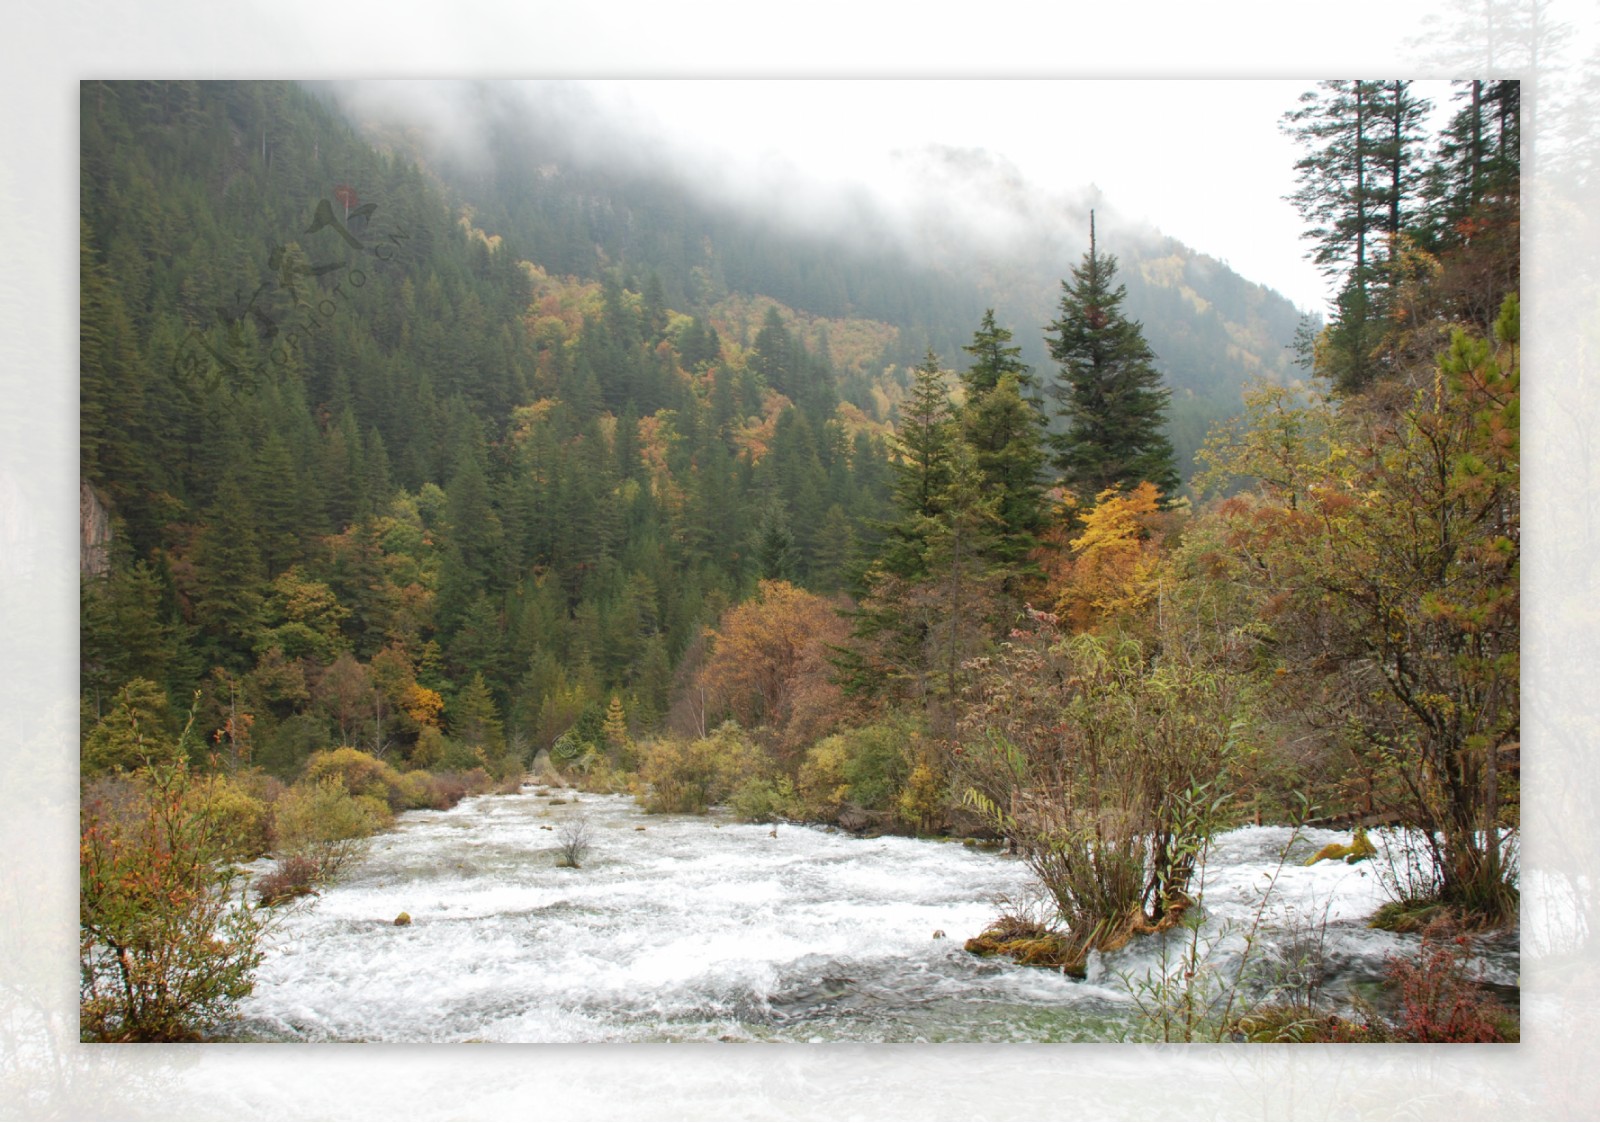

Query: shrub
[1385,927,1514,1042]
[303,746,405,809]
[456,766,493,794]
[794,719,926,821]
[839,722,911,811]
[354,792,396,831]
[189,773,273,861]
[81,761,267,1041]
[896,761,946,834]
[396,769,440,810]
[429,770,472,808]
[796,735,851,818]
[729,776,802,823]
[255,853,320,906]
[555,811,593,868]
[272,777,383,882]
[636,723,766,814]
[959,630,1249,962]
[636,737,716,814]
[434,736,488,775]
[391,768,478,810]
[408,725,447,770]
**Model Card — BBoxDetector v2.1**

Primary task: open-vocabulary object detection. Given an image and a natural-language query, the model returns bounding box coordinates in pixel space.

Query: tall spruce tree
[1045,214,1179,503]
[1282,80,1432,393]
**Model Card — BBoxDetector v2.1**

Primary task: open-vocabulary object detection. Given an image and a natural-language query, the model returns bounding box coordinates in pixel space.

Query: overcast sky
[564,79,1459,316]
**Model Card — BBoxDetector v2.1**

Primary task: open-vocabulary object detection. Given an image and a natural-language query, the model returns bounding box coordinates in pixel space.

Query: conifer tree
[450,671,505,759]
[963,371,1048,575]
[1282,80,1432,392]
[1046,214,1179,503]
[922,439,1004,707]
[188,474,268,671]
[754,498,800,582]
[895,351,957,519]
[880,350,957,578]
[960,309,1038,402]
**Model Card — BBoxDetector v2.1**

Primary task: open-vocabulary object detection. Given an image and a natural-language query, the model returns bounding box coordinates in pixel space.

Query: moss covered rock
[1305,827,1376,866]
[965,917,1088,977]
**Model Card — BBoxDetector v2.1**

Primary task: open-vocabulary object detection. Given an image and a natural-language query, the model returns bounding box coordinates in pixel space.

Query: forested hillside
[78,78,1311,779]
[81,80,912,778]
[319,82,1309,474]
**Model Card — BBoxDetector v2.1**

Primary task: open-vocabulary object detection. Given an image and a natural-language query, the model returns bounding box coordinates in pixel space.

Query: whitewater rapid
[232,787,1517,1042]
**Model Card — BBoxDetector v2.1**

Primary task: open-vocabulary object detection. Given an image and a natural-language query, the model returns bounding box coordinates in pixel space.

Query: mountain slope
[318,82,1310,476]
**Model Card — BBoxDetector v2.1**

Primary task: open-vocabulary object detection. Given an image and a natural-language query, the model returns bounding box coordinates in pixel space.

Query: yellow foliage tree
[401,682,444,730]
[1047,481,1168,632]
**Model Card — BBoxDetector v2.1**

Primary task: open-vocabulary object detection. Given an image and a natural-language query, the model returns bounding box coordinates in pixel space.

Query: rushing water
[231,787,1518,1043]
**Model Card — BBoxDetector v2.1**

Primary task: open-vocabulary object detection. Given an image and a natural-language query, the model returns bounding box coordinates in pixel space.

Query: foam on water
[232,790,1517,1042]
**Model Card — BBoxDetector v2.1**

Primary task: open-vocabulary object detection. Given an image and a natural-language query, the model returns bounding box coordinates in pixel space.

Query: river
[231,786,1518,1043]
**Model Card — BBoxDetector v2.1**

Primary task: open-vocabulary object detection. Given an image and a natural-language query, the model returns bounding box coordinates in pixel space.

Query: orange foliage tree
[1041,481,1174,632]
[696,580,851,757]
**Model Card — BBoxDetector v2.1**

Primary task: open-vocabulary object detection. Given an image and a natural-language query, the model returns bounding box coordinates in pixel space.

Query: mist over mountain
[313,80,1308,475]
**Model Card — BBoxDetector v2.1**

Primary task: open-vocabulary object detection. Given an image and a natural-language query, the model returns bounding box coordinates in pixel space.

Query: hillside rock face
[80,480,111,577]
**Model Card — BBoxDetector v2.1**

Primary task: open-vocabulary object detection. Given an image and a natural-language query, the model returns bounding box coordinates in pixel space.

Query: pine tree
[752,307,794,398]
[922,439,1004,707]
[188,473,268,671]
[450,671,505,758]
[960,309,1038,402]
[1282,80,1432,392]
[1046,214,1179,503]
[963,371,1048,574]
[895,351,957,521]
[1419,80,1520,255]
[753,498,800,582]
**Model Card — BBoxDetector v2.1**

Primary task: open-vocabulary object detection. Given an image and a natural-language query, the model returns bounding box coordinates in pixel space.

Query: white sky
[585,78,1458,315]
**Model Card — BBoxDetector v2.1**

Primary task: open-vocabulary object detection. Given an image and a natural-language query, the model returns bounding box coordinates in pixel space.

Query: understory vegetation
[80,79,1518,1041]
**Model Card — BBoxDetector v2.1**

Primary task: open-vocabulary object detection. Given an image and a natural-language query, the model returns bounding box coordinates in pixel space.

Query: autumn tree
[313,652,374,746]
[1199,296,1520,923]
[81,736,268,1040]
[696,580,851,758]
[1043,481,1172,634]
